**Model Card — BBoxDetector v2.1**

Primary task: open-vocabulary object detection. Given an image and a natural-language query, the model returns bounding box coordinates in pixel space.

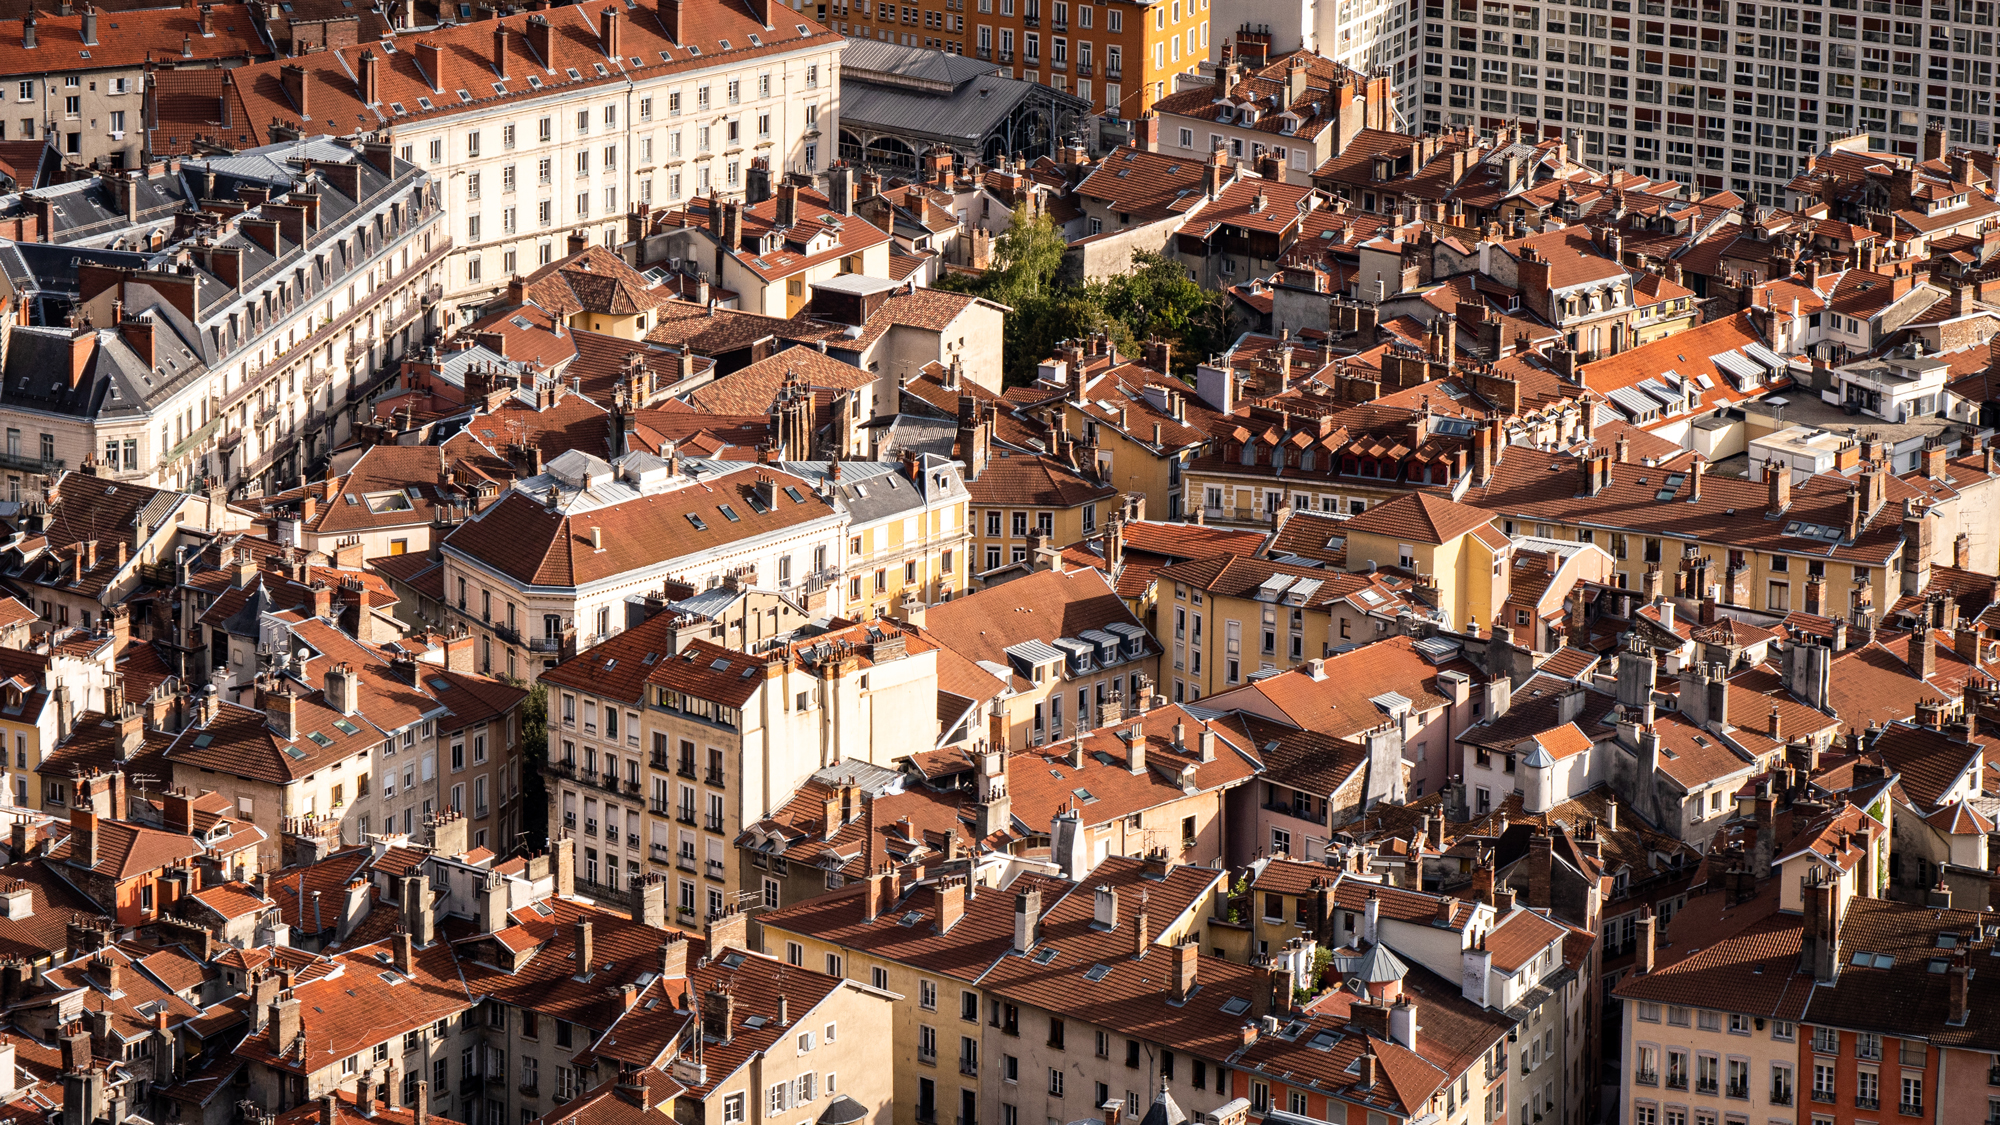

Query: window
[825,953,843,977]
[1048,1069,1064,1097]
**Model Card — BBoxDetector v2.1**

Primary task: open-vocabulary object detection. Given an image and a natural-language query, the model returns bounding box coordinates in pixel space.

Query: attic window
[1083,964,1111,982]
[333,719,360,735]
[687,45,701,54]
[390,103,407,115]
[191,734,213,748]
[1032,947,1058,964]
[527,76,543,89]
[1071,787,1096,803]
[718,504,741,522]
[594,63,610,76]
[1849,952,1894,969]
[659,50,673,62]
[629,56,644,66]
[306,731,333,747]
[417,97,434,110]
[748,32,763,45]
[1928,959,1950,973]
[717,38,731,48]
[566,68,583,81]
[493,82,508,94]
[710,658,731,672]
[1220,997,1250,1016]
[782,486,805,503]
[745,493,769,514]
[797,22,810,32]
[457,89,472,102]
[686,513,708,530]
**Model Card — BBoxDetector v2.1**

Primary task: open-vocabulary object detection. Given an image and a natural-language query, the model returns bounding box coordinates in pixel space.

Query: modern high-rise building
[1412,0,1984,208]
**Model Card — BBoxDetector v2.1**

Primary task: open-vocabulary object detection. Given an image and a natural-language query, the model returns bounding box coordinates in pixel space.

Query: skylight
[1083,964,1111,982]
[686,513,708,530]
[306,731,333,747]
[718,504,741,522]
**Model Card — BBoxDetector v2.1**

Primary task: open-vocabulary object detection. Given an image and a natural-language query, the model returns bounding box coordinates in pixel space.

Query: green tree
[1094,251,1232,378]
[943,209,1230,387]
[512,679,550,848]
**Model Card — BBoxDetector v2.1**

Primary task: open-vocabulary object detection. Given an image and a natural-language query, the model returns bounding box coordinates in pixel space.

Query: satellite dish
[1346,977,1366,994]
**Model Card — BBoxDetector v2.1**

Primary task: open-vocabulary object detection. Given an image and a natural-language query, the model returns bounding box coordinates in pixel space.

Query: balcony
[598,774,621,793]
[679,854,698,872]
[1635,1071,1658,1086]
[705,769,726,788]
[1665,1075,1687,1091]
[706,859,726,878]
[650,797,673,815]
[0,450,62,476]
[623,779,642,796]
[1900,1103,1922,1116]
[704,813,726,832]
[678,759,697,779]
[550,760,576,779]
[1075,61,1091,75]
[649,843,672,860]
[1855,1096,1879,1110]
[1771,1090,1793,1107]
[958,1059,978,1077]
[518,1083,539,1098]
[1811,1090,1835,1104]
[676,807,697,826]
[1726,1083,1749,1100]
[1695,1081,1718,1096]
[585,819,599,836]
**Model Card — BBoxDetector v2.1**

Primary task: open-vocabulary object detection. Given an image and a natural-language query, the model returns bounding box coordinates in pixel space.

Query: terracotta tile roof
[760,868,1072,979]
[1002,705,1259,830]
[922,568,1148,672]
[1244,715,1368,798]
[1537,646,1599,680]
[272,1089,457,1125]
[524,244,680,319]
[187,881,274,923]
[682,344,872,415]
[1645,712,1757,791]
[978,858,1258,1063]
[0,4,265,71]
[1215,636,1484,740]
[539,610,681,705]
[644,639,766,709]
[962,449,1117,509]
[1339,492,1497,545]
[1804,895,2000,1044]
[147,4,843,156]
[1922,798,1994,835]
[1481,907,1567,972]
[1265,510,1351,566]
[1613,882,1812,1019]
[440,464,835,588]
[1156,553,1374,606]
[234,936,471,1074]
[1867,721,1987,810]
[1073,146,1216,223]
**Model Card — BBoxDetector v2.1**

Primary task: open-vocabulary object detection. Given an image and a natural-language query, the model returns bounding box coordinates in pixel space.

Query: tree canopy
[939,204,1232,387]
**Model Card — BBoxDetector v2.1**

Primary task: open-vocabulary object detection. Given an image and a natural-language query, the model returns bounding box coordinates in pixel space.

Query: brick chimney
[600,5,620,57]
